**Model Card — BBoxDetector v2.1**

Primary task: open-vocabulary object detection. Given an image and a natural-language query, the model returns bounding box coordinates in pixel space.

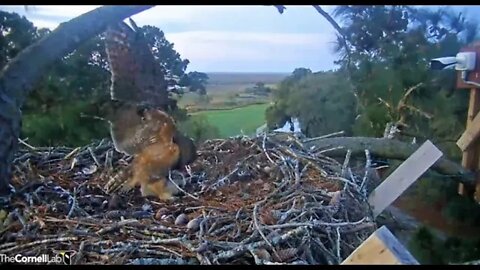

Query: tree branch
[0,5,155,195]
[303,136,475,185]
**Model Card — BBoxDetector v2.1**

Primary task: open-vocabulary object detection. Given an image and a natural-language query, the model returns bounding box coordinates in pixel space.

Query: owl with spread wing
[100,19,197,201]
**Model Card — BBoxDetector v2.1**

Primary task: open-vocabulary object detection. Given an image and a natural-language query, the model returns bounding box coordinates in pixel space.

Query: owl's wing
[104,20,169,107]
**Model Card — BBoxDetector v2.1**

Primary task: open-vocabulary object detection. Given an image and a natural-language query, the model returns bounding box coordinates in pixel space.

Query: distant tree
[180,71,209,95]
[244,81,272,96]
[291,68,312,80]
[0,11,48,69]
[266,69,356,137]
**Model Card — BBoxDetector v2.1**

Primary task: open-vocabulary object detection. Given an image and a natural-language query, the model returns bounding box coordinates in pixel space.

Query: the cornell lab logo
[57,251,76,265]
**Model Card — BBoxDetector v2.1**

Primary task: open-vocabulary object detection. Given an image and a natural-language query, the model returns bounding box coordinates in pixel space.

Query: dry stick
[214,226,307,262]
[262,133,276,164]
[341,150,352,178]
[181,239,212,265]
[335,227,341,264]
[294,159,301,186]
[18,138,36,150]
[72,241,86,265]
[252,203,278,258]
[88,146,101,168]
[140,244,183,258]
[96,219,140,235]
[0,236,78,254]
[261,217,367,230]
[359,149,371,195]
[64,147,81,160]
[302,131,345,143]
[168,171,199,200]
[317,146,345,154]
[327,176,359,189]
[67,190,77,219]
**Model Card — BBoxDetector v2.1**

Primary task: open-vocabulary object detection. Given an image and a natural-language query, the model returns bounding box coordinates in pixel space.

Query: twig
[301,131,345,143]
[341,150,351,178]
[18,138,36,150]
[253,202,279,258]
[96,219,140,235]
[0,237,78,254]
[262,133,276,164]
[168,171,199,200]
[359,149,371,194]
[88,147,101,168]
[335,227,341,263]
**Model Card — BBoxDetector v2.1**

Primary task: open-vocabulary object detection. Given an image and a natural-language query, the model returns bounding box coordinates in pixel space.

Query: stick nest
[1,133,377,265]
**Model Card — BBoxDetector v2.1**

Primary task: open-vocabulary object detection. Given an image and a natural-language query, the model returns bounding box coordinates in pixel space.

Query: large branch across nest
[303,136,474,185]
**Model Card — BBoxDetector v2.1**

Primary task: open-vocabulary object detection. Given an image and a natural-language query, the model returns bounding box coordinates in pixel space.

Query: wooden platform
[341,225,419,265]
[341,140,443,264]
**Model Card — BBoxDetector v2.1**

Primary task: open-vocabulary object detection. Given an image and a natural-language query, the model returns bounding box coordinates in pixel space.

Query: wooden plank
[368,140,443,217]
[457,109,480,151]
[459,88,480,196]
[341,225,419,265]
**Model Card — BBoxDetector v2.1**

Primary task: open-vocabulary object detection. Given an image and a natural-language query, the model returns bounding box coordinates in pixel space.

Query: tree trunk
[303,136,474,185]
[0,5,155,195]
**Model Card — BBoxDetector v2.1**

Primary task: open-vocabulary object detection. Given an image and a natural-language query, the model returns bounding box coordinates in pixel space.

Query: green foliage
[22,101,110,146]
[20,33,111,146]
[267,69,357,137]
[180,71,210,95]
[0,11,48,69]
[442,196,480,226]
[332,5,474,144]
[409,226,480,264]
[1,10,209,147]
[139,25,209,96]
[265,104,289,130]
[177,115,220,144]
[330,5,479,228]
[408,226,444,264]
[244,82,272,96]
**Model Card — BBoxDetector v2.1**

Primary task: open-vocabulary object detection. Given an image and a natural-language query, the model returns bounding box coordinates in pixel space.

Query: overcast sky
[1,5,479,73]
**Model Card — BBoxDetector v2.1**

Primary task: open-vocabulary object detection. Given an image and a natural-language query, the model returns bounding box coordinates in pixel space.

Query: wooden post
[341,225,419,265]
[456,42,480,202]
[458,89,480,197]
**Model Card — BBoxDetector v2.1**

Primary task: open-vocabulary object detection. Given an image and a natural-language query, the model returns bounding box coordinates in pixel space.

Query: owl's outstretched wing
[102,19,197,175]
[104,20,169,108]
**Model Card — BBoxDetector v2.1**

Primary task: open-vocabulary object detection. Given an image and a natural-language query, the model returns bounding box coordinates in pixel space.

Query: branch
[303,136,475,185]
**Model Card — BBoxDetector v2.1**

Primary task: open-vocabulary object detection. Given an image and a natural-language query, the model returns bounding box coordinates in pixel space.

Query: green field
[178,72,285,138]
[193,103,270,138]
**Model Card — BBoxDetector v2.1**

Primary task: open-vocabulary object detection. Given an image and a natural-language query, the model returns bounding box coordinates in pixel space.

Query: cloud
[0,5,342,72]
[166,31,338,72]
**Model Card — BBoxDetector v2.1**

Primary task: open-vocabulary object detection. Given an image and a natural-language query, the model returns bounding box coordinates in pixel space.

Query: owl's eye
[136,105,150,120]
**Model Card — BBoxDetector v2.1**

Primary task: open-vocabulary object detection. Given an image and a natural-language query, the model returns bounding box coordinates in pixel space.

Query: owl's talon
[159,193,174,202]
[185,165,192,176]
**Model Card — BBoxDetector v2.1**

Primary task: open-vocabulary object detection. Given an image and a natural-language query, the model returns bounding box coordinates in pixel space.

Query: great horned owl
[101,19,197,201]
